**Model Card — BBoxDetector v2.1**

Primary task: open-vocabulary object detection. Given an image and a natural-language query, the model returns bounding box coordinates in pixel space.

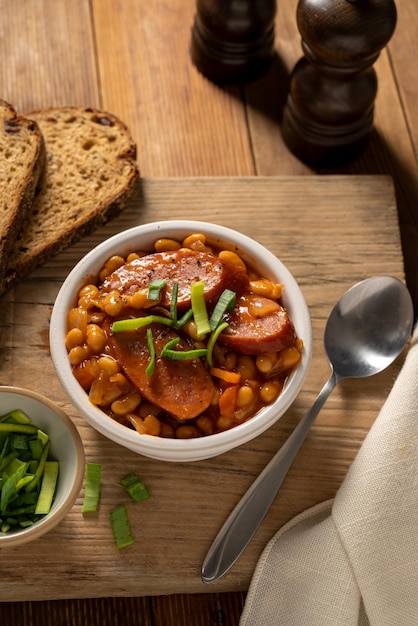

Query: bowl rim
[50,220,312,461]
[0,386,85,546]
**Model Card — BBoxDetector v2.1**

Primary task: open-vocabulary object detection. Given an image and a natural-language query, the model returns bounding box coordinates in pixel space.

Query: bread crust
[2,106,140,294]
[0,99,45,291]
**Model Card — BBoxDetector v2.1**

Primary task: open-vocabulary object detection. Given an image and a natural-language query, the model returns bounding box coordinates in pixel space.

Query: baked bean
[249,279,282,300]
[67,233,302,439]
[111,393,142,416]
[86,324,106,353]
[99,255,125,282]
[236,385,256,409]
[182,233,206,249]
[154,238,182,252]
[176,424,202,438]
[256,352,279,374]
[218,249,247,271]
[66,327,84,351]
[68,344,90,366]
[260,380,282,404]
[237,355,257,380]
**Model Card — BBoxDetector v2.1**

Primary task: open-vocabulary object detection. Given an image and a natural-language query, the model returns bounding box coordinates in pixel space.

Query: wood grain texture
[0,0,417,621]
[0,176,405,601]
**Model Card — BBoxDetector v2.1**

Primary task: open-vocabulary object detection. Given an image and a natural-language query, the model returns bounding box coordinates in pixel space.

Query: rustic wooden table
[0,1,417,625]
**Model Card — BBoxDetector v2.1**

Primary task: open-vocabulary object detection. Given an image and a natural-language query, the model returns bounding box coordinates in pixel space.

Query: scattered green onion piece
[82,462,102,513]
[206,321,230,368]
[37,429,49,448]
[161,337,208,361]
[145,328,156,377]
[191,281,211,337]
[147,278,167,301]
[111,314,173,333]
[209,289,236,331]
[120,473,150,503]
[110,504,134,549]
[34,461,59,515]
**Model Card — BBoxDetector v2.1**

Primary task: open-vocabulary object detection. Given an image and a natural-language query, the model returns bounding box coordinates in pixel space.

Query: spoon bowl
[202,275,414,583]
[325,276,414,380]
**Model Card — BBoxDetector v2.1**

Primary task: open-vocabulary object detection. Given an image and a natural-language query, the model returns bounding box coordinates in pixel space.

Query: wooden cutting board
[0,176,406,601]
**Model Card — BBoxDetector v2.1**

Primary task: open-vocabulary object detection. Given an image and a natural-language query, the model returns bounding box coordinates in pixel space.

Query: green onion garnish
[111,314,173,333]
[206,321,229,368]
[147,278,167,301]
[82,462,102,513]
[161,337,208,361]
[145,328,156,377]
[209,289,236,331]
[121,473,150,503]
[110,504,134,549]
[191,281,211,337]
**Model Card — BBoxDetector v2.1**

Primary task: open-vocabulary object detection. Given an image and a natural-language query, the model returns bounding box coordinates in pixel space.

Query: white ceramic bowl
[0,386,85,547]
[50,220,312,462]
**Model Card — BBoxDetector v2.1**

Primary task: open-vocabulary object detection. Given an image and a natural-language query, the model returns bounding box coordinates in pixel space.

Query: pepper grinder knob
[282,0,397,166]
[190,0,277,84]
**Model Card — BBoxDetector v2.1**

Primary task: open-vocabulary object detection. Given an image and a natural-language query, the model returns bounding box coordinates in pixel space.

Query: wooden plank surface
[0,175,406,601]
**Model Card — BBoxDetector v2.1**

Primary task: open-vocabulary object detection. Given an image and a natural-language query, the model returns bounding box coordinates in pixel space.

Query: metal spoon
[202,275,414,584]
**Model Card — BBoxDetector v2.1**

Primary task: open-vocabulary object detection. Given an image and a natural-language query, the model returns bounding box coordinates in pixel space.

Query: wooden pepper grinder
[190,0,277,84]
[281,0,397,166]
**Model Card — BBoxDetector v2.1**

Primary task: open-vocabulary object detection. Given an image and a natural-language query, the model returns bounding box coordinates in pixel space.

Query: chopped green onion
[170,282,179,324]
[0,423,38,435]
[111,314,173,333]
[110,504,134,549]
[145,328,156,377]
[0,409,32,424]
[1,461,28,515]
[191,281,211,337]
[24,440,50,492]
[206,321,229,368]
[161,337,208,361]
[82,462,102,513]
[147,278,167,301]
[120,473,150,503]
[209,289,236,331]
[35,461,59,515]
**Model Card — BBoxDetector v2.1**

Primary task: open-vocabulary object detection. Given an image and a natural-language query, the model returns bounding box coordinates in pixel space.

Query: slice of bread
[2,106,140,294]
[0,100,45,290]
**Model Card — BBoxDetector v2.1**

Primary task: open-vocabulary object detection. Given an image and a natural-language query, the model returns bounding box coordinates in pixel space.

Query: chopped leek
[191,281,211,337]
[145,328,156,377]
[147,278,166,301]
[111,314,173,333]
[209,289,236,331]
[82,462,102,513]
[35,461,59,515]
[206,321,229,368]
[121,473,150,503]
[161,337,208,361]
[110,504,134,549]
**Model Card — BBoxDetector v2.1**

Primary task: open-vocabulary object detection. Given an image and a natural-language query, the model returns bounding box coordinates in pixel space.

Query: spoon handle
[201,372,338,584]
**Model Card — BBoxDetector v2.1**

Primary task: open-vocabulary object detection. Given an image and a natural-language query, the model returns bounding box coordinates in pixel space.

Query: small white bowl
[50,220,312,462]
[0,386,85,547]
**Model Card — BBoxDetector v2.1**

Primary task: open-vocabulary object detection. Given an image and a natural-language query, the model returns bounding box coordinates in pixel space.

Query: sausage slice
[102,249,249,310]
[219,295,296,354]
[107,322,215,420]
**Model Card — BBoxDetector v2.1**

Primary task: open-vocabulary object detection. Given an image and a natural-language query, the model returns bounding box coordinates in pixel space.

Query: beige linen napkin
[240,325,418,626]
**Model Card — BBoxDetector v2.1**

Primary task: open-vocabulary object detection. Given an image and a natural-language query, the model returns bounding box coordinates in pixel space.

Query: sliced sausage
[106,321,215,420]
[102,249,249,311]
[219,294,296,354]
